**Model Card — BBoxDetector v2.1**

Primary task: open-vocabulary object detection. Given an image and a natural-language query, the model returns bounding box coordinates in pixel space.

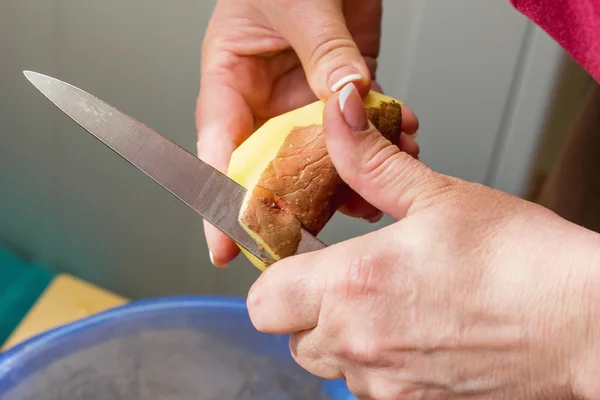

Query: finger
[246,246,340,334]
[246,227,389,334]
[398,132,420,159]
[338,77,418,221]
[261,0,372,100]
[338,191,383,223]
[370,78,383,94]
[265,64,319,117]
[196,77,253,267]
[324,83,452,219]
[400,106,420,136]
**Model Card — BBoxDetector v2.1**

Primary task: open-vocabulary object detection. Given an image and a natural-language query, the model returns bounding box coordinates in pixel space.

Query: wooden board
[2,274,128,351]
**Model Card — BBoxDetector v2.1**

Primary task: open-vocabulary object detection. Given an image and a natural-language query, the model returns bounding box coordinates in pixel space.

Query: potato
[227,90,403,271]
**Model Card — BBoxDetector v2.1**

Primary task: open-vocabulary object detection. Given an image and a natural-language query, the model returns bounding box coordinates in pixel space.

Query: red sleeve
[509,0,600,83]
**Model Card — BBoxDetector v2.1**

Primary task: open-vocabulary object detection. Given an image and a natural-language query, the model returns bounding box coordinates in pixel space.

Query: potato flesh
[228,91,404,271]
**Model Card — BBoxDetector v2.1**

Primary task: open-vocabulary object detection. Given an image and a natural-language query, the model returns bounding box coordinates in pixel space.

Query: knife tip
[22,70,37,82]
[23,70,49,82]
[22,71,56,92]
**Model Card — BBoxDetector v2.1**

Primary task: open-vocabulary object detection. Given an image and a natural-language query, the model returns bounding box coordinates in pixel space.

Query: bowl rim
[0,295,247,372]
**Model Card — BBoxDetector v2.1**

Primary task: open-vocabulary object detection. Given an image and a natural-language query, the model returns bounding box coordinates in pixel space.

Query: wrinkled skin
[196,0,420,266]
[247,85,600,400]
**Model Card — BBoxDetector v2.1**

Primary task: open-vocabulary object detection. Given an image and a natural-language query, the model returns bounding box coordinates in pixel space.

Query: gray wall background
[0,1,570,299]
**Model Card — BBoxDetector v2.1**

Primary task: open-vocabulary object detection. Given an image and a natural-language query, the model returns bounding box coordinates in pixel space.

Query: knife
[23,71,327,265]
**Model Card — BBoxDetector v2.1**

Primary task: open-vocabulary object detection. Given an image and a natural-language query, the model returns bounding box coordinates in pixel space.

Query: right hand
[246,84,600,399]
[196,0,421,267]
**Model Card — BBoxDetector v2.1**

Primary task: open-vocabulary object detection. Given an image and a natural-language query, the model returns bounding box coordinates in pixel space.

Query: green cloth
[0,246,55,347]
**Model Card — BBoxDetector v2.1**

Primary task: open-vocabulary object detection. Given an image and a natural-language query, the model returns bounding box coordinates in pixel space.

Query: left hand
[246,83,600,399]
[196,0,420,267]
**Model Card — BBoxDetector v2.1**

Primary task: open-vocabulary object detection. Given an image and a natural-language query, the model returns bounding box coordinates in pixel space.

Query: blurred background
[0,0,595,301]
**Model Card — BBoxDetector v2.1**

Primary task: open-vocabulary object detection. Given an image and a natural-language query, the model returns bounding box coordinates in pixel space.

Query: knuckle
[338,338,384,367]
[246,283,272,331]
[246,292,264,326]
[309,36,359,70]
[334,253,387,300]
[360,139,409,188]
[411,175,456,210]
[359,136,456,213]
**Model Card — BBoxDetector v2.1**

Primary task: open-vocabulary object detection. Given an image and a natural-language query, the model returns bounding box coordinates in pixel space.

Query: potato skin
[366,101,403,142]
[240,101,403,261]
[257,124,347,235]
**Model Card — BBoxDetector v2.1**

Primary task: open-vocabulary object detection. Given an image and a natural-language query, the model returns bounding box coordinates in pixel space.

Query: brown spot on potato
[240,186,302,259]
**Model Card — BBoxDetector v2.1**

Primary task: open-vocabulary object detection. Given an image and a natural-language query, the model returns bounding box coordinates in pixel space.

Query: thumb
[261,0,372,100]
[324,83,452,219]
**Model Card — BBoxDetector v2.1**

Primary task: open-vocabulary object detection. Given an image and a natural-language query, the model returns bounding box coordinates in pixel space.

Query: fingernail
[339,83,369,131]
[407,131,419,139]
[362,211,384,223]
[330,73,364,92]
[209,250,228,268]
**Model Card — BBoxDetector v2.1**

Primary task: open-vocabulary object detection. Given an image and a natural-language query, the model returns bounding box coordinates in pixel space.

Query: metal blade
[23,71,327,264]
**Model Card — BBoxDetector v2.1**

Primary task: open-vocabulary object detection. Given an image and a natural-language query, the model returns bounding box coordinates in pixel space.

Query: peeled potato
[227,90,404,271]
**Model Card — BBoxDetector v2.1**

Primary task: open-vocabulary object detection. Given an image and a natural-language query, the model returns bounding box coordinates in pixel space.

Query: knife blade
[23,71,327,265]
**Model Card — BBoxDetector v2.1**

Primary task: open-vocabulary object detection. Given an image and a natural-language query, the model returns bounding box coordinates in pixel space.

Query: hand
[196,0,420,267]
[247,84,600,399]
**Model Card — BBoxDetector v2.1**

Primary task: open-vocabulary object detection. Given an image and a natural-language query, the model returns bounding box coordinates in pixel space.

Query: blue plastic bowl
[0,296,356,399]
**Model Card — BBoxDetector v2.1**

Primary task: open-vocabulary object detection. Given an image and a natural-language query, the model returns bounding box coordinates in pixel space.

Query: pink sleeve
[509,0,600,83]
